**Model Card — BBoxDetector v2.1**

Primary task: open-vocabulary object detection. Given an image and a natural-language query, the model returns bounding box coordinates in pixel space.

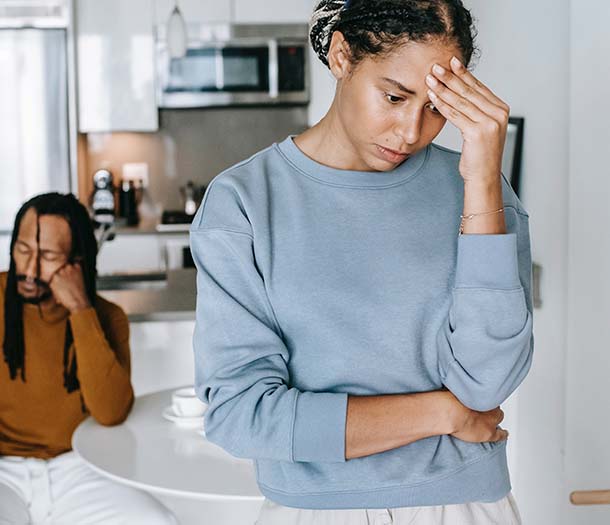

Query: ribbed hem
[258,442,510,509]
[292,391,348,463]
[455,233,521,289]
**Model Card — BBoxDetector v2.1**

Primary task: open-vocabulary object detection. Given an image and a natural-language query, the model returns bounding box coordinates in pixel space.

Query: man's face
[12,208,72,302]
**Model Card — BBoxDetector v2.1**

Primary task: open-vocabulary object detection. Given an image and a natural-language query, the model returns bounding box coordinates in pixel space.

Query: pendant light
[167,0,187,59]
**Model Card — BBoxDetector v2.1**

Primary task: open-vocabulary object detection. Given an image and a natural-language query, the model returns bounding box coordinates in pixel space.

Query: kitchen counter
[113,217,191,235]
[98,268,196,322]
[3,218,191,238]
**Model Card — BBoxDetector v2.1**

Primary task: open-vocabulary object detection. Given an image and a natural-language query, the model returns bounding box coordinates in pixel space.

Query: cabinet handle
[570,490,610,505]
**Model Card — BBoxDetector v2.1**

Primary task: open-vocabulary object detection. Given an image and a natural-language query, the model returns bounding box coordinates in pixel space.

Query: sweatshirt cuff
[292,391,348,463]
[455,233,521,289]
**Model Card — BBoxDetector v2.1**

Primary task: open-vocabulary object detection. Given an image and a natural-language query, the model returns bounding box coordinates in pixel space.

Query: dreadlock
[3,193,98,400]
[309,0,479,71]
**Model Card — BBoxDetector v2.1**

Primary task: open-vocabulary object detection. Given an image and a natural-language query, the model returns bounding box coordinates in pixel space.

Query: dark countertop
[2,219,191,237]
[113,217,190,235]
[98,269,196,322]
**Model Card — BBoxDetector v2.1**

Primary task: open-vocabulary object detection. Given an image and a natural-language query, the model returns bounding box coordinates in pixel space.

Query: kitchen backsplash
[83,106,309,213]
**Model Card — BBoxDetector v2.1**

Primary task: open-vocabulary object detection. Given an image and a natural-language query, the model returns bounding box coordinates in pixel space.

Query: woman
[190,0,533,523]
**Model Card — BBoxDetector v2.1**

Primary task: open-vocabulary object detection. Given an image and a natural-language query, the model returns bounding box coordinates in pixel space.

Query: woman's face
[328,34,462,171]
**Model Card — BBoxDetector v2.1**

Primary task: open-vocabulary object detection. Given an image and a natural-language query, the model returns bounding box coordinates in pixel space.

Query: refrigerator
[0,6,74,234]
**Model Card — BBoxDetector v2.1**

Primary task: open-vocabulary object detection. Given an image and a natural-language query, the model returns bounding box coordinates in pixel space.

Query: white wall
[308,48,335,127]
[455,3,570,525]
[565,1,610,524]
[438,4,571,523]
[307,3,570,524]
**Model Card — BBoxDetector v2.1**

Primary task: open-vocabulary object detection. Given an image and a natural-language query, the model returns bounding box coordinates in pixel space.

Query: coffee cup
[171,387,208,418]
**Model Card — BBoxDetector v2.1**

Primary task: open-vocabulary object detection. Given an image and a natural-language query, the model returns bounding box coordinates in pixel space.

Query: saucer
[162,405,205,429]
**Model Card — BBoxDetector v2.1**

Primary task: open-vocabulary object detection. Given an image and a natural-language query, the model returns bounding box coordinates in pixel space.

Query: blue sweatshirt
[189,135,534,509]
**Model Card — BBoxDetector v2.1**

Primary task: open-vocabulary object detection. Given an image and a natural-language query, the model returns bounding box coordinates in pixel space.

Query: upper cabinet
[154,0,231,25]
[234,0,313,23]
[75,0,314,133]
[154,0,312,26]
[76,0,158,132]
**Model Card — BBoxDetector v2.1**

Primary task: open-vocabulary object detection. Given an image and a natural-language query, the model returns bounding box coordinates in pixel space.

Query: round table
[72,389,265,502]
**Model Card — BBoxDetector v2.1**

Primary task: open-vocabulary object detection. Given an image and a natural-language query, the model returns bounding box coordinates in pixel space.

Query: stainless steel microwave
[156,23,310,108]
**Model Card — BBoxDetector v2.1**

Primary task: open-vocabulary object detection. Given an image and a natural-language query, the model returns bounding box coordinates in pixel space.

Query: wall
[455,4,569,524]
[564,1,610,523]
[82,107,308,212]
[307,2,570,523]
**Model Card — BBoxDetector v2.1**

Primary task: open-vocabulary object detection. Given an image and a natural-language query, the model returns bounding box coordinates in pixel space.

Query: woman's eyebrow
[380,77,417,95]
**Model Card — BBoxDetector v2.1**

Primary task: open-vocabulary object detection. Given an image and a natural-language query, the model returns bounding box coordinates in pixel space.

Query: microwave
[156,23,310,108]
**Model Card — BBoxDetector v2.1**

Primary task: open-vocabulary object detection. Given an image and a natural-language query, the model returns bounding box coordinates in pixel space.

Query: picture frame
[501,116,525,197]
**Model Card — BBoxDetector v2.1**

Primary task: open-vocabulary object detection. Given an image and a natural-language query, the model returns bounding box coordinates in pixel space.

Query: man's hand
[49,262,92,313]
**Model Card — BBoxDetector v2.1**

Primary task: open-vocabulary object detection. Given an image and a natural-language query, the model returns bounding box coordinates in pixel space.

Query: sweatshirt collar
[275,135,430,188]
[23,301,70,324]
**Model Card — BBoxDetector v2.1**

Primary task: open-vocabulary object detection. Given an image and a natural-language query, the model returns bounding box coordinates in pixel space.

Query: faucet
[93,222,116,253]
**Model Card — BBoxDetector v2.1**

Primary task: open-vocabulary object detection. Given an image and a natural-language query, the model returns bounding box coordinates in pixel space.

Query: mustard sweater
[0,272,134,459]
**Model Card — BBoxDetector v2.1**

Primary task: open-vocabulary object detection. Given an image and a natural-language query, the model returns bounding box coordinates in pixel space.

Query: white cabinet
[154,0,231,25]
[154,0,312,26]
[234,0,313,23]
[76,0,158,132]
[96,232,191,275]
[0,234,11,272]
[158,233,191,270]
[96,234,163,274]
[75,0,315,132]
[128,320,196,396]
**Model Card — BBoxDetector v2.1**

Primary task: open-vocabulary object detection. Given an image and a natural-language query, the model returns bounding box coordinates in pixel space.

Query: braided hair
[309,0,479,70]
[3,193,98,400]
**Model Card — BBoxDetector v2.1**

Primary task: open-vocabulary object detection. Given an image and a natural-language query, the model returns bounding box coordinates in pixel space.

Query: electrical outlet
[122,162,149,187]
[532,261,542,308]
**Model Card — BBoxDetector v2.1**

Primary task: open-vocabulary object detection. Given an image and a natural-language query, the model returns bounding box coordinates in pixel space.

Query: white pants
[0,451,177,525]
[255,492,522,525]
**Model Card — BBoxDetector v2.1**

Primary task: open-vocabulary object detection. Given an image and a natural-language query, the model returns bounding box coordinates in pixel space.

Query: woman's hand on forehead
[424,56,510,184]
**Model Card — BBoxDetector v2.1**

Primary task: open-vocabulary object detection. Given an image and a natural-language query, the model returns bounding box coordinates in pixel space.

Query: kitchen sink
[96,271,168,291]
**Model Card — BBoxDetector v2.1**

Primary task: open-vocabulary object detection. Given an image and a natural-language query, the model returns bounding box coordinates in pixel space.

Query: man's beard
[15,274,53,305]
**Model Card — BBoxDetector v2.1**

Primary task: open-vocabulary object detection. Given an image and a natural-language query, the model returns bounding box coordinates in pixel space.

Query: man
[0,193,176,524]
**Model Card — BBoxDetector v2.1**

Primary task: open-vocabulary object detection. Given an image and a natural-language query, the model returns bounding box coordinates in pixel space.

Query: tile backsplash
[83,106,308,213]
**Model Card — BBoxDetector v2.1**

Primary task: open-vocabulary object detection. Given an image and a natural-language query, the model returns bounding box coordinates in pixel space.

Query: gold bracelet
[459,207,504,235]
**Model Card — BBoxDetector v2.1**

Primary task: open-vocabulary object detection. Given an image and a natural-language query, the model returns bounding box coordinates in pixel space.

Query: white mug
[172,387,208,418]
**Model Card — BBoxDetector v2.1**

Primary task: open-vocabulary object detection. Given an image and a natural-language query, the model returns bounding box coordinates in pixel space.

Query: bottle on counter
[180,180,206,216]
[118,179,139,226]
